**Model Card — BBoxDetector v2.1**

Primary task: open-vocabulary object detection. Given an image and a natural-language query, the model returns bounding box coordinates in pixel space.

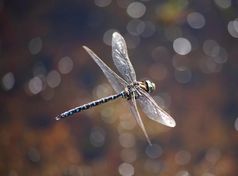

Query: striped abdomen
[55,92,125,120]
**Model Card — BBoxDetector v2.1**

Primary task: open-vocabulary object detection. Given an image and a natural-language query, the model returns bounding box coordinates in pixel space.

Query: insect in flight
[55,32,176,144]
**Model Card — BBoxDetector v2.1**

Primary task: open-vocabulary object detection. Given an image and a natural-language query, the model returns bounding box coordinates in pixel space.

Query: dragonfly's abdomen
[56,92,124,120]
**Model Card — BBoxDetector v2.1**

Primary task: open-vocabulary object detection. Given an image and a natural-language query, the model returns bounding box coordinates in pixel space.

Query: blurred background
[1,0,238,175]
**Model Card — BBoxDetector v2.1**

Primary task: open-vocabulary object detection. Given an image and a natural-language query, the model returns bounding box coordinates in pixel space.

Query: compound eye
[151,82,156,91]
[145,80,156,93]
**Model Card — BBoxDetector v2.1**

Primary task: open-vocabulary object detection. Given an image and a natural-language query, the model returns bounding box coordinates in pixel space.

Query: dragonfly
[55,32,176,144]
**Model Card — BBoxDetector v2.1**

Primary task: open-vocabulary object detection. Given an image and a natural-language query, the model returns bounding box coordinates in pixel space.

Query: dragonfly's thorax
[123,82,139,100]
[122,80,156,100]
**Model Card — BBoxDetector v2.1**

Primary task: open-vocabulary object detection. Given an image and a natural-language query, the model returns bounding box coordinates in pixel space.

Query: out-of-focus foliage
[1,0,238,175]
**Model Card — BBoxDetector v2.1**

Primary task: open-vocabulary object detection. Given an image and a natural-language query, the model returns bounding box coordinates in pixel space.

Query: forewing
[83,46,127,93]
[112,32,136,83]
[137,89,176,127]
[128,95,151,145]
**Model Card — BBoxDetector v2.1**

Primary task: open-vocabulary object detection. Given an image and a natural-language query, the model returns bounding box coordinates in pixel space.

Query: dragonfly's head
[144,80,156,93]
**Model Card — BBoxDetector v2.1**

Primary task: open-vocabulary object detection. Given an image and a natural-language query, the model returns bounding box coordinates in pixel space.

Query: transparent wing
[83,46,127,93]
[128,94,151,145]
[112,32,136,83]
[137,89,176,127]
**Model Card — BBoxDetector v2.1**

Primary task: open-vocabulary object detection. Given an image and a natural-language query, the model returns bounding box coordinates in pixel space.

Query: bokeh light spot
[175,150,191,165]
[203,40,220,57]
[118,162,134,176]
[141,21,156,38]
[28,76,43,94]
[176,170,190,176]
[174,68,192,84]
[173,38,192,55]
[100,107,115,124]
[90,127,106,147]
[202,173,215,176]
[94,0,112,7]
[103,29,118,46]
[187,12,206,29]
[213,47,228,64]
[58,56,74,74]
[46,70,61,88]
[199,57,222,74]
[120,148,137,163]
[144,159,162,173]
[172,54,189,71]
[119,115,136,130]
[214,0,231,9]
[2,72,15,91]
[127,2,146,19]
[203,40,228,64]
[234,117,238,131]
[28,37,42,55]
[119,132,135,148]
[227,19,238,38]
[145,144,163,159]
[93,83,112,99]
[127,19,145,36]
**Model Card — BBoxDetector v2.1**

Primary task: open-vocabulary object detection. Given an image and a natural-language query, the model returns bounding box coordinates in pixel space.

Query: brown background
[1,0,238,175]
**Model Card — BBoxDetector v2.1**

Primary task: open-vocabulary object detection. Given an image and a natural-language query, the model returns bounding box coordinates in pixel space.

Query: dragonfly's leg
[122,87,131,100]
[135,89,141,97]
